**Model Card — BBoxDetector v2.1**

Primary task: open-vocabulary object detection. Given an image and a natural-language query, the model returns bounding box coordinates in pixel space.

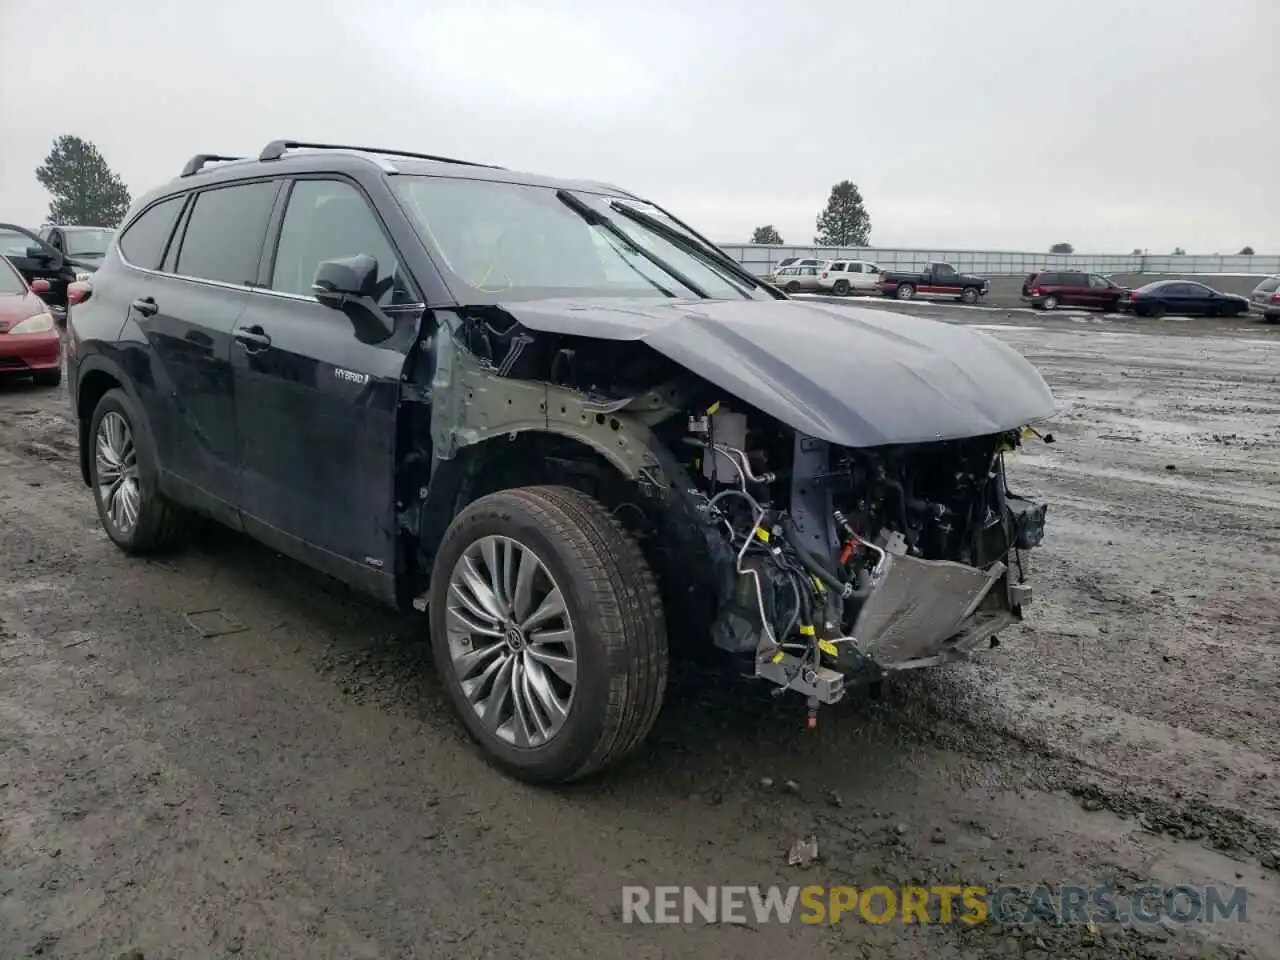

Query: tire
[1148,302,1166,319]
[1265,314,1279,325]
[1041,295,1058,311]
[832,279,850,296]
[428,485,668,784]
[32,369,62,387]
[88,389,193,555]
[960,287,980,305]
[896,283,915,300]
[785,281,801,293]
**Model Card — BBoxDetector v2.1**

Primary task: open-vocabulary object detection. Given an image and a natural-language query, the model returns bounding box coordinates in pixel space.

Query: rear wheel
[832,279,850,296]
[960,287,980,305]
[1041,295,1059,311]
[1147,302,1166,319]
[896,283,916,300]
[428,485,668,784]
[88,389,193,554]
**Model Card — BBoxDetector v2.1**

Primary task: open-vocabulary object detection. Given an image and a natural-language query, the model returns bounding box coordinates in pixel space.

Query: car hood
[0,290,49,333]
[493,297,1057,447]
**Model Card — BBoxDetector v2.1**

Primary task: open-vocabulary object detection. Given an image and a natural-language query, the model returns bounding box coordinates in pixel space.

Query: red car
[1021,270,1128,311]
[0,255,62,386]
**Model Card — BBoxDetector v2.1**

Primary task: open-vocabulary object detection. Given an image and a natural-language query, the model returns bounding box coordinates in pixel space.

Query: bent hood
[494,297,1057,448]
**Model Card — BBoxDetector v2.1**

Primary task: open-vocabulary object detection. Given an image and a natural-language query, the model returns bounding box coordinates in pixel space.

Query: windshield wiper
[606,201,774,299]
[555,189,709,299]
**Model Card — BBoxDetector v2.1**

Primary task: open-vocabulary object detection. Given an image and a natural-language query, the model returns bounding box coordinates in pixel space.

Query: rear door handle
[233,324,272,351]
[131,296,159,317]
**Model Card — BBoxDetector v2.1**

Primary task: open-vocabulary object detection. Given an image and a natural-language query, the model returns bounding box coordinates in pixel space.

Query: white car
[817,259,880,296]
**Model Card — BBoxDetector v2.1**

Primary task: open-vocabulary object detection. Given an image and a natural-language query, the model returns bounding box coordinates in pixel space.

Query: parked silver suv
[1248,276,1280,323]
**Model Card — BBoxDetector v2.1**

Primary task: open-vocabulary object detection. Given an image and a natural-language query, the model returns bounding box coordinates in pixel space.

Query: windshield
[63,228,114,257]
[391,175,772,303]
[0,258,27,295]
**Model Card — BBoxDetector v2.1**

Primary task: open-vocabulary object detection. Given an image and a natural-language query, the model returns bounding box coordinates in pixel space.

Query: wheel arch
[75,355,152,488]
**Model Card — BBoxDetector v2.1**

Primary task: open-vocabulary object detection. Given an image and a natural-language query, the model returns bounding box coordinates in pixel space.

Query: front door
[231,177,422,583]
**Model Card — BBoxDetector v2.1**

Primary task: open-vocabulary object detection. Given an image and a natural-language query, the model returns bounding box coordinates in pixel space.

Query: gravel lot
[2,309,1278,959]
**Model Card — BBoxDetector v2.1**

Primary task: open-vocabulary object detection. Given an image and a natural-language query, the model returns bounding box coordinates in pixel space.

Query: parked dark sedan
[1119,280,1250,318]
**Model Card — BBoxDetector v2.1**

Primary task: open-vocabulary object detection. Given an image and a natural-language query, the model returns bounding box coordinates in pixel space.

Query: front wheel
[428,485,668,784]
[785,281,801,293]
[960,287,980,305]
[896,283,916,300]
[88,389,193,555]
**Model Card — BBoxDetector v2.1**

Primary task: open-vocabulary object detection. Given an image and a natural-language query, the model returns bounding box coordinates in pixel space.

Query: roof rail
[181,153,246,177]
[257,139,503,170]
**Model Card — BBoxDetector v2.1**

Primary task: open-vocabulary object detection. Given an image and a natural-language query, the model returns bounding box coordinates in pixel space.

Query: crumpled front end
[690,410,1047,717]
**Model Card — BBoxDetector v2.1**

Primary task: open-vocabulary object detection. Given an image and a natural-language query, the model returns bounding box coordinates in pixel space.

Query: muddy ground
[1,312,1278,959]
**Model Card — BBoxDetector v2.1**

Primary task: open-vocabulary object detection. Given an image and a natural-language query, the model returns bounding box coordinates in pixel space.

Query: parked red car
[0,255,62,386]
[1022,270,1128,311]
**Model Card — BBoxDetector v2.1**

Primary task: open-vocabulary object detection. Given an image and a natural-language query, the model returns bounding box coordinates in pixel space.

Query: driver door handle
[234,324,272,351]
[131,296,159,317]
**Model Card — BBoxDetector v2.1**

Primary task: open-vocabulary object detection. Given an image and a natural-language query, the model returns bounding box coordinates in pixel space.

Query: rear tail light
[1130,292,1140,301]
[1271,293,1280,303]
[820,271,828,279]
[1031,287,1042,297]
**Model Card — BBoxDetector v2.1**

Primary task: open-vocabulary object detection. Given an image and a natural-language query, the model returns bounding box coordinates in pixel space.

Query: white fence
[717,244,1280,278]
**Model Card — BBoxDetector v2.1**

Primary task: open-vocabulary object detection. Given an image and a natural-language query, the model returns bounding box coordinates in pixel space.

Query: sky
[1,0,1276,254]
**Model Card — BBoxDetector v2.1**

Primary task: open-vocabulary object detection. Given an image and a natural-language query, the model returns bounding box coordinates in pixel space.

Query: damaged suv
[67,140,1053,783]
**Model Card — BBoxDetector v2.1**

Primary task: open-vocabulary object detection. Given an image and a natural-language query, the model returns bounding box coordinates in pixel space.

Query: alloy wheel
[445,535,578,748]
[96,411,141,534]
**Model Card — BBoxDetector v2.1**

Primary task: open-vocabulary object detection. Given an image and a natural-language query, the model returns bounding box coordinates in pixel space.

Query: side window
[118,195,187,270]
[935,264,956,279]
[1089,275,1110,289]
[175,181,278,284]
[270,179,411,305]
[850,262,863,274]
[830,262,844,272]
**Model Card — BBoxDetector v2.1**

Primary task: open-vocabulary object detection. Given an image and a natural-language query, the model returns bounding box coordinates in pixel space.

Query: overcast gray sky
[2,0,1276,253]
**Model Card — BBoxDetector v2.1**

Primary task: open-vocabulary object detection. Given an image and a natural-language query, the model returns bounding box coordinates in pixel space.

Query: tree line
[751,180,871,247]
[22,140,1265,259]
[32,135,132,227]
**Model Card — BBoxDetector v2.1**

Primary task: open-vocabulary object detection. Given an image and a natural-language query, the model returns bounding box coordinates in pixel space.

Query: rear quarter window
[119,195,187,270]
[1255,278,1279,293]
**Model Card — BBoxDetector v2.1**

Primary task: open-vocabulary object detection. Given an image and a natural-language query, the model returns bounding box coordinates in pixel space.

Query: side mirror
[30,279,50,293]
[26,245,49,259]
[313,254,379,302]
[312,254,394,344]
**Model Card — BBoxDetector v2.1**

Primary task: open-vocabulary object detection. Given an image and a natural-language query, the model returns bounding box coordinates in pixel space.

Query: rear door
[231,176,421,586]
[1059,273,1089,307]
[130,181,279,513]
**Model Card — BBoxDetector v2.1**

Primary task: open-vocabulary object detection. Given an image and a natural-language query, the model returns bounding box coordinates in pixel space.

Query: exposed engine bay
[671,401,1046,717]
[426,304,1051,722]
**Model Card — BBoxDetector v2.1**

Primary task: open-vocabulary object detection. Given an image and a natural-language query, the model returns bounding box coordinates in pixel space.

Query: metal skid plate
[853,555,1006,665]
